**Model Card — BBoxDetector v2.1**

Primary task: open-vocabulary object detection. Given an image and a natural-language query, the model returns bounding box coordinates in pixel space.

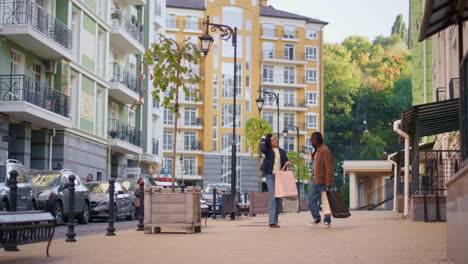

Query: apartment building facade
[0,0,164,181]
[163,0,327,192]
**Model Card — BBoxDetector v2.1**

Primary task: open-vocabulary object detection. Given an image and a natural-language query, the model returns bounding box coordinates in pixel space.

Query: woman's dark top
[259,138,289,175]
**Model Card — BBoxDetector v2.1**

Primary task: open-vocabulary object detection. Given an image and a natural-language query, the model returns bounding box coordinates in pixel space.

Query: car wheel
[53,202,64,225]
[0,200,9,212]
[126,204,135,221]
[77,203,90,224]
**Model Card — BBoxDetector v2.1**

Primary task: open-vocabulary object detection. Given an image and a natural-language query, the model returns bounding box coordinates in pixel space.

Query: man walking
[308,132,333,228]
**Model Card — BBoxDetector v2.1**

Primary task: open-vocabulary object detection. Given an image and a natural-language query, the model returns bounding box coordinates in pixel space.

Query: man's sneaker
[322,222,331,228]
[308,219,321,226]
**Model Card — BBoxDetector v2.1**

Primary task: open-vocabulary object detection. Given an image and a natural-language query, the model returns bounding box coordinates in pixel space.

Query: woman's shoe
[269,224,280,228]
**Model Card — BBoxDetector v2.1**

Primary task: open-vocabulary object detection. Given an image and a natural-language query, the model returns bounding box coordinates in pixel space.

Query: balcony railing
[182,166,202,176]
[163,140,202,152]
[0,74,69,117]
[152,138,159,155]
[110,8,143,45]
[262,74,305,85]
[262,50,305,61]
[108,119,141,146]
[164,118,203,127]
[0,0,72,49]
[109,63,140,94]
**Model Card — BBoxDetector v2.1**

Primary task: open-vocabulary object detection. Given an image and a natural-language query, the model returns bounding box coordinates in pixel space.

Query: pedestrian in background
[86,173,93,182]
[134,177,144,216]
[260,134,291,228]
[308,132,334,228]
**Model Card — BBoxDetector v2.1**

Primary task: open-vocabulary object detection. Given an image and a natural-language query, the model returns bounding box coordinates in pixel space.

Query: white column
[349,172,358,209]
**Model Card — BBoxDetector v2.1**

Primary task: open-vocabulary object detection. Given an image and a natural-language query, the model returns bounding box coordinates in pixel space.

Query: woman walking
[260,134,291,228]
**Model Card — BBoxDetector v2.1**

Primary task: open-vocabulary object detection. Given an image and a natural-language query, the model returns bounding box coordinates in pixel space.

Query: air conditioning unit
[45,60,57,74]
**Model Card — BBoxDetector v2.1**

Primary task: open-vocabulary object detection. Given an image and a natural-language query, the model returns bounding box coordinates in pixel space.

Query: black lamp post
[256,89,280,140]
[200,16,238,220]
[283,124,301,201]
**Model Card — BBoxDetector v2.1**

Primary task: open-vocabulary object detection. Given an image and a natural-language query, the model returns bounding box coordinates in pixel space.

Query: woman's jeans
[265,173,281,225]
[309,183,331,223]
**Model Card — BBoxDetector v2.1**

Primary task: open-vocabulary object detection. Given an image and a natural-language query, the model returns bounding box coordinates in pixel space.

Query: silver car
[0,159,36,211]
[30,170,90,225]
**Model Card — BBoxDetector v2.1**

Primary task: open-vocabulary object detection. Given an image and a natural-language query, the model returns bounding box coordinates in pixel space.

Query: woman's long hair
[265,134,274,149]
[311,132,324,158]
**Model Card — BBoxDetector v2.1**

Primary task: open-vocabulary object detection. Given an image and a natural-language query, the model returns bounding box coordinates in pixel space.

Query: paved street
[53,220,139,240]
[0,211,447,264]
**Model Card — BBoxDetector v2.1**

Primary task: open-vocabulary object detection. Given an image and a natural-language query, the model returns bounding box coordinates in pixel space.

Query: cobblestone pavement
[0,211,447,264]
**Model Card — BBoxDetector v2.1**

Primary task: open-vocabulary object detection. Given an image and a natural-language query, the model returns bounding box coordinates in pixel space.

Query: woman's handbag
[275,166,298,198]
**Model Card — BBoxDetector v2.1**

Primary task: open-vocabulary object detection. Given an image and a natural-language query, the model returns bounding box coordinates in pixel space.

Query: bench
[0,211,55,257]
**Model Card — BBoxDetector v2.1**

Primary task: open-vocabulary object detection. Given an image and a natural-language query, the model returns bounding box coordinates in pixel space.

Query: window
[184,132,197,150]
[165,156,173,172]
[71,10,80,60]
[33,63,42,82]
[10,50,24,74]
[213,74,218,110]
[284,44,295,60]
[283,113,295,127]
[284,66,295,84]
[184,107,197,126]
[263,23,275,38]
[263,112,274,128]
[283,136,295,152]
[262,88,275,106]
[221,64,241,99]
[306,92,318,106]
[263,65,274,82]
[212,116,218,151]
[163,131,173,150]
[165,14,176,28]
[306,114,318,129]
[183,156,196,175]
[305,138,315,153]
[306,29,318,40]
[306,69,317,83]
[163,107,174,125]
[184,84,197,102]
[221,156,241,191]
[222,6,243,30]
[284,89,295,107]
[111,103,119,120]
[246,19,252,31]
[221,134,241,152]
[128,110,136,127]
[306,46,318,60]
[245,76,250,112]
[305,161,313,173]
[185,16,198,30]
[263,42,274,58]
[284,25,296,39]
[97,29,105,78]
[222,104,242,128]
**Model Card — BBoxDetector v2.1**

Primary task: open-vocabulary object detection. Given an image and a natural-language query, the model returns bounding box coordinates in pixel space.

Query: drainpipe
[49,129,56,170]
[393,120,409,217]
[387,153,398,212]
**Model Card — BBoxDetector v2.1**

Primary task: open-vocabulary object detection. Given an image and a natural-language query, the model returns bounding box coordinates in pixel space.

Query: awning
[400,98,460,142]
[419,0,468,41]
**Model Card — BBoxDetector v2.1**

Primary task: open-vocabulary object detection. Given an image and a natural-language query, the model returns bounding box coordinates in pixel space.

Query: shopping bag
[326,190,351,218]
[275,170,298,198]
[321,191,332,216]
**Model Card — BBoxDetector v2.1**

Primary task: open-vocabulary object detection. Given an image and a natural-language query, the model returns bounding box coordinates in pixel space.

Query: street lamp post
[200,16,238,220]
[256,89,280,140]
[283,124,301,201]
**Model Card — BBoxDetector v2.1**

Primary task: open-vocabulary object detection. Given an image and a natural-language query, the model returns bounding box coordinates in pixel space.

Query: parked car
[119,177,153,193]
[29,169,90,225]
[0,159,36,211]
[202,183,231,211]
[84,181,136,221]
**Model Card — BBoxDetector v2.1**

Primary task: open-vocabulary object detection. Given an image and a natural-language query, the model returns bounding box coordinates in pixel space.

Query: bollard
[212,188,217,220]
[181,184,186,193]
[65,175,77,242]
[106,178,116,236]
[4,170,19,251]
[136,181,145,231]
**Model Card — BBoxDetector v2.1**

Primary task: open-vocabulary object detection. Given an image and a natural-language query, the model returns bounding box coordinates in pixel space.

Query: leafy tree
[244,118,273,160]
[340,183,350,208]
[286,151,310,182]
[391,14,408,43]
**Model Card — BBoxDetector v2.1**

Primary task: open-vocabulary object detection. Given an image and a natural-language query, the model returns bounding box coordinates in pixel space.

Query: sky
[268,0,410,44]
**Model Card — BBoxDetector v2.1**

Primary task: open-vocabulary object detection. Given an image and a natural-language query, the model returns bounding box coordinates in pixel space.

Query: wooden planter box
[144,188,201,234]
[282,199,299,213]
[248,191,269,216]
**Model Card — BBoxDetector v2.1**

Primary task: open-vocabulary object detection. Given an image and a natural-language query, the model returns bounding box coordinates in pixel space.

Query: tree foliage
[245,118,273,160]
[286,151,310,182]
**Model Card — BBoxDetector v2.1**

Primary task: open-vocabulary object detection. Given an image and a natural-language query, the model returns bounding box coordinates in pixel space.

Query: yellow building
[163,0,327,193]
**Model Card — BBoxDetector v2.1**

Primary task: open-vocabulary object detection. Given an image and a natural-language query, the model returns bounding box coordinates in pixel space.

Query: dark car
[30,169,91,225]
[85,181,136,221]
[0,159,37,211]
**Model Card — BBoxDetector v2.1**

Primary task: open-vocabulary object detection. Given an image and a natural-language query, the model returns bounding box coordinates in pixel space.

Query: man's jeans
[265,173,281,225]
[309,183,331,223]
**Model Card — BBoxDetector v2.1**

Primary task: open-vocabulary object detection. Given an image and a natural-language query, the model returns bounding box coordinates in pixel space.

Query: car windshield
[86,183,109,193]
[0,165,5,183]
[31,173,62,187]
[120,181,136,192]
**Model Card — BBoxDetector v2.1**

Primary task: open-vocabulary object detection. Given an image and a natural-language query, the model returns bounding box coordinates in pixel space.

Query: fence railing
[162,140,202,152]
[262,50,305,61]
[152,138,159,155]
[262,74,305,85]
[110,8,143,45]
[417,150,461,195]
[108,63,140,94]
[0,74,69,117]
[0,0,72,49]
[107,119,141,146]
[163,118,203,127]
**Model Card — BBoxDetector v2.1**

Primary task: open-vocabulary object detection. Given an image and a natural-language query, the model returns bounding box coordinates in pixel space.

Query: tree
[142,35,202,191]
[245,118,273,160]
[391,14,408,45]
[286,151,310,182]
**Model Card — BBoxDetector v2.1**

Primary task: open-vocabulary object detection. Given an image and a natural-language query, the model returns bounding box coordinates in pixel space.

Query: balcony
[260,120,308,135]
[152,138,159,155]
[163,140,202,154]
[109,8,144,54]
[163,118,203,130]
[261,74,307,88]
[0,74,71,129]
[262,50,306,65]
[114,0,146,6]
[108,63,141,104]
[107,119,142,155]
[262,99,308,111]
[0,0,72,60]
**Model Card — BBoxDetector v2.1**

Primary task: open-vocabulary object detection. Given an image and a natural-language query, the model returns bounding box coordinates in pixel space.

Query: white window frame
[262,23,276,38]
[284,89,295,107]
[263,112,274,128]
[283,136,295,152]
[263,65,274,82]
[163,107,174,125]
[306,91,318,106]
[222,104,242,128]
[183,131,197,150]
[306,68,317,83]
[283,25,296,39]
[163,130,173,150]
[306,29,318,40]
[183,156,197,175]
[305,113,319,129]
[185,15,198,30]
[165,13,177,29]
[305,46,318,60]
[184,107,197,126]
[284,66,295,84]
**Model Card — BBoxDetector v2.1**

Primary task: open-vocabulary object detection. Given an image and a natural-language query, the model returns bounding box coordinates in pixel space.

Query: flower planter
[143,187,201,234]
